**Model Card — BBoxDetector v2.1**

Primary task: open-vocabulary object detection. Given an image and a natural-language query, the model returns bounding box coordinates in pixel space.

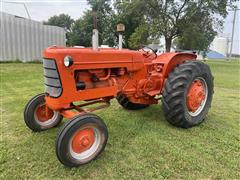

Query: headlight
[63,56,73,67]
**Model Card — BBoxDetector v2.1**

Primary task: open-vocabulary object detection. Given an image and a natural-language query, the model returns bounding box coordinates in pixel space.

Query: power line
[3,1,31,19]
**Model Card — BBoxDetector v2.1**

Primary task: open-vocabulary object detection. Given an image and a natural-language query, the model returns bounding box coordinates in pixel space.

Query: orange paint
[35,104,54,121]
[43,46,197,118]
[187,80,206,112]
[71,128,95,153]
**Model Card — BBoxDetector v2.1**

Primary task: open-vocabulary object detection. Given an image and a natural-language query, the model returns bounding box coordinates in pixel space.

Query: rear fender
[155,52,197,78]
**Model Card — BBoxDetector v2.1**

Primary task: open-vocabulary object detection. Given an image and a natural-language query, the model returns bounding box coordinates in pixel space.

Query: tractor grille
[43,59,62,97]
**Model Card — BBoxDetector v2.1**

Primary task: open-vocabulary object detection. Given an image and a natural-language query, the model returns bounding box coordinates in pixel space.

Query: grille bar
[43,68,59,78]
[44,77,61,87]
[43,59,62,97]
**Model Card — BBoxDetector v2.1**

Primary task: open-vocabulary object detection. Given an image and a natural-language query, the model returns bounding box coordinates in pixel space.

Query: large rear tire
[161,61,214,128]
[116,94,149,110]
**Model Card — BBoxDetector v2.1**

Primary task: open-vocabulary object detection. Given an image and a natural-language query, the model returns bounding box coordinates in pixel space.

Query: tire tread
[162,60,214,128]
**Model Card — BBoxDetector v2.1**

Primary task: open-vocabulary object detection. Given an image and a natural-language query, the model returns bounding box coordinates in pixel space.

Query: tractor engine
[74,68,125,90]
[73,64,163,104]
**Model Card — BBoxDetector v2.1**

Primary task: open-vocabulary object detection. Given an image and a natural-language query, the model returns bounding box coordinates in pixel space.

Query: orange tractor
[24,44,213,167]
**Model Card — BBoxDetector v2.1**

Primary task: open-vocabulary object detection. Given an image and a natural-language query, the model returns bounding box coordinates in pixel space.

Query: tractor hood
[43,46,145,72]
[43,46,142,63]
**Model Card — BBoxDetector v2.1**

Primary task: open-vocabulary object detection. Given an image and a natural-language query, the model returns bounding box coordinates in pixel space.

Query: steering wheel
[139,46,158,59]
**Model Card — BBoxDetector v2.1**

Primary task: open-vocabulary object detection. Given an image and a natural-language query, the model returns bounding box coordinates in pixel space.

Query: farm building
[0,12,66,62]
[210,37,228,57]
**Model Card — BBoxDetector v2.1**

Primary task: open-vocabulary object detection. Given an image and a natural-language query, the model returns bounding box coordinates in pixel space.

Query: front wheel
[55,114,108,167]
[24,93,63,132]
[161,61,214,128]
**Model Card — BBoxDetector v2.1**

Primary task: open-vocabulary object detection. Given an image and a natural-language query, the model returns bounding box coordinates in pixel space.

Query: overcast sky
[1,0,239,54]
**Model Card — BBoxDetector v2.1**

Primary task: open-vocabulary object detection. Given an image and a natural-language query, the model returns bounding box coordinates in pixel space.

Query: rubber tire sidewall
[183,65,213,126]
[162,61,214,128]
[56,114,108,167]
[24,93,63,131]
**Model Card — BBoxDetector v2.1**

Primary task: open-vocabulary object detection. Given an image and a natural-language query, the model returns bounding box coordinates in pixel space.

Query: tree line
[44,0,236,52]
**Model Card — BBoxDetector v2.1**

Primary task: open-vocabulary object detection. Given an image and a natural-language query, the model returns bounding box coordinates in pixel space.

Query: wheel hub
[72,128,95,154]
[187,79,206,112]
[35,104,54,122]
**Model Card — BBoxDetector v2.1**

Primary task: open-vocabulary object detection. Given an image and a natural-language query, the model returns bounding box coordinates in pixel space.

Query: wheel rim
[186,77,208,116]
[69,126,101,161]
[34,103,58,126]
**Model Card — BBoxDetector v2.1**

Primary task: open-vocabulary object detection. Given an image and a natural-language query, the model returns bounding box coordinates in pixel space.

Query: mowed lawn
[0,60,239,179]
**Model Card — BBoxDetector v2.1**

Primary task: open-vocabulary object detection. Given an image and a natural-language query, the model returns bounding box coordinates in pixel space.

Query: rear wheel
[56,114,108,167]
[24,93,63,131]
[117,94,149,110]
[161,61,214,128]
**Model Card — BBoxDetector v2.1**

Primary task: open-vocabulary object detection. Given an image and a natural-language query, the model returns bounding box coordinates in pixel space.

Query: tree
[69,12,93,47]
[175,10,217,52]
[44,14,74,45]
[128,23,149,49]
[88,0,116,45]
[114,0,148,49]
[144,0,231,52]
[69,0,116,47]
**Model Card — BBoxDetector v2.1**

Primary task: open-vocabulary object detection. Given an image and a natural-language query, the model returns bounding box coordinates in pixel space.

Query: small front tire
[24,93,63,132]
[55,114,108,167]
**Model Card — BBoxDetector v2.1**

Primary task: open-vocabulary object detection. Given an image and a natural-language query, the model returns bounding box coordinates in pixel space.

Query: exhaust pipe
[119,34,123,50]
[92,29,99,51]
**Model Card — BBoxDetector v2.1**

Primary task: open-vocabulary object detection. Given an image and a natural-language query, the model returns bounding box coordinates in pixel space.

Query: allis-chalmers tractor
[24,36,213,167]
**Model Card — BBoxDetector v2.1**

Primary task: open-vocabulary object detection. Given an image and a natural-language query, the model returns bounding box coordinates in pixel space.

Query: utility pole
[226,37,230,57]
[229,8,240,60]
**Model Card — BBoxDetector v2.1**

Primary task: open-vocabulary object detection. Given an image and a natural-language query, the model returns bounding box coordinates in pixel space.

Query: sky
[1,0,239,54]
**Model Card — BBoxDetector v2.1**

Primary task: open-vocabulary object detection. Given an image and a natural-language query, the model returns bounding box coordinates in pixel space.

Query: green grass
[0,60,239,179]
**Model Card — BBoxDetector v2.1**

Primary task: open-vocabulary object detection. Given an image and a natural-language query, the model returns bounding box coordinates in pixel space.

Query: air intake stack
[117,24,125,50]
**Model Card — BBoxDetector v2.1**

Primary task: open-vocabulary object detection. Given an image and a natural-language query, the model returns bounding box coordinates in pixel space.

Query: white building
[0,12,66,62]
[210,37,228,56]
